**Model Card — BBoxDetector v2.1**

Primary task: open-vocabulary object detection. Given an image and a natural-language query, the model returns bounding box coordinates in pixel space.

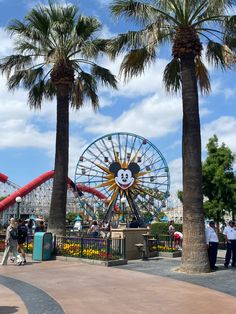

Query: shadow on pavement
[0,306,19,314]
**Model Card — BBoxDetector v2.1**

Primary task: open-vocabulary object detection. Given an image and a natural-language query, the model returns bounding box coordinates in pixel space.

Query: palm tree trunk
[180,53,210,273]
[48,85,69,236]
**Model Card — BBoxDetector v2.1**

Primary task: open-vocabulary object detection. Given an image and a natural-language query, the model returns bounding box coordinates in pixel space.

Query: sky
[0,0,236,204]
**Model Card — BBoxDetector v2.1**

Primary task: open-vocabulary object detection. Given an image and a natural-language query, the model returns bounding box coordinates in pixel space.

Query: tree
[203,135,236,225]
[109,0,235,272]
[177,191,183,204]
[66,212,78,225]
[0,1,117,235]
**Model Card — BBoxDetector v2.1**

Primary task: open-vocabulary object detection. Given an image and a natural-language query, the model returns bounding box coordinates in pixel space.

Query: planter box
[158,251,182,258]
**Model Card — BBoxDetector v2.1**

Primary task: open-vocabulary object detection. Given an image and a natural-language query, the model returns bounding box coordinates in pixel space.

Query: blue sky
[0,0,236,201]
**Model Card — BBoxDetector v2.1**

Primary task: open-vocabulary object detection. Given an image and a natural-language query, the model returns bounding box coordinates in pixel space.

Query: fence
[0,231,226,258]
[152,233,226,250]
[55,236,126,261]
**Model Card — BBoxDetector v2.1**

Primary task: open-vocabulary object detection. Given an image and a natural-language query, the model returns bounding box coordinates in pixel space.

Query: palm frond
[0,55,32,77]
[80,40,106,59]
[224,15,236,50]
[206,40,234,68]
[195,56,211,94]
[28,79,55,109]
[26,7,50,36]
[91,64,118,89]
[163,58,181,93]
[8,67,44,90]
[107,29,153,59]
[120,46,156,80]
[110,0,156,24]
[7,19,29,36]
[206,0,234,16]
[15,41,43,56]
[111,0,179,26]
[76,15,101,40]
[79,71,99,110]
[71,79,84,109]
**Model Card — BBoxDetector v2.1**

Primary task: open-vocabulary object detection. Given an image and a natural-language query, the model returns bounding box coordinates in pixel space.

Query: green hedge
[150,222,183,236]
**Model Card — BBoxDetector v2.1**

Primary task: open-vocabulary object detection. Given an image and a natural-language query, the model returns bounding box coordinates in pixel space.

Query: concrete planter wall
[111,227,148,260]
[158,251,182,258]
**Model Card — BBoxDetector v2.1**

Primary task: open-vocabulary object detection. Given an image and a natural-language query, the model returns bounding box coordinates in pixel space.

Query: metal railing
[0,233,126,261]
[55,235,126,261]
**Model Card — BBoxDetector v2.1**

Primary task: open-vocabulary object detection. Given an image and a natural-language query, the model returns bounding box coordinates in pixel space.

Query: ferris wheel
[75,132,170,225]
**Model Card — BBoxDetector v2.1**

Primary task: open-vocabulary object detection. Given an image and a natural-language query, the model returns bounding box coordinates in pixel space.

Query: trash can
[33,232,53,261]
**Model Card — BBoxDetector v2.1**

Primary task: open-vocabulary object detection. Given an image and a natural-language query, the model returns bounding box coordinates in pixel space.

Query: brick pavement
[0,253,236,314]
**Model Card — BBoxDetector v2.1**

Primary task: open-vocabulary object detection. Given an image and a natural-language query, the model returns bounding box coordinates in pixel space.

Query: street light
[121,196,126,223]
[15,196,22,219]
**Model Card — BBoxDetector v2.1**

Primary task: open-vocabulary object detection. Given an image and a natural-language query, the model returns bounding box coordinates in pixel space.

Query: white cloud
[168,157,182,194]
[0,28,13,57]
[202,116,236,152]
[83,93,182,138]
[100,55,170,98]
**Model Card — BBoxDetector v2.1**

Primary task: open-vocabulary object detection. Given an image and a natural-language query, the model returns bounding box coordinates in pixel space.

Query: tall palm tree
[109,0,235,272]
[0,1,117,235]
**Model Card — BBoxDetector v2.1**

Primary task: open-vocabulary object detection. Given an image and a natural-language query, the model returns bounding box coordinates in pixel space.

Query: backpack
[9,227,18,240]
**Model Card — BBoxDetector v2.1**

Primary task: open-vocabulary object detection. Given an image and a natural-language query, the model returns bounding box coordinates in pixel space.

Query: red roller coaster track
[0,170,109,212]
[0,173,8,183]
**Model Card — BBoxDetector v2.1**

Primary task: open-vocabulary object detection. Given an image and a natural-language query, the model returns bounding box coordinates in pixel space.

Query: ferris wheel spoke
[117,133,123,162]
[78,156,106,173]
[93,142,110,164]
[86,148,108,167]
[124,133,129,163]
[101,138,114,162]
[127,135,137,161]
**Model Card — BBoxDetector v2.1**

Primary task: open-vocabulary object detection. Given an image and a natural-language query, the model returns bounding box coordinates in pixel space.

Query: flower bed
[23,242,33,253]
[56,239,122,261]
[149,245,178,253]
[0,236,123,262]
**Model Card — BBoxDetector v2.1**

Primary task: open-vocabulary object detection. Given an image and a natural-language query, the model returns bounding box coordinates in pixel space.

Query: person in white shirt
[223,220,236,268]
[205,221,219,271]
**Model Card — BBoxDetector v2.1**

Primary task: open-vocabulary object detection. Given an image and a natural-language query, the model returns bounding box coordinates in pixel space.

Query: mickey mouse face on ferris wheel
[109,162,140,190]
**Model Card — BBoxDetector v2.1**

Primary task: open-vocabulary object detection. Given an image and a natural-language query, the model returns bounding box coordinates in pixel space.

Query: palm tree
[0,1,117,235]
[109,0,235,272]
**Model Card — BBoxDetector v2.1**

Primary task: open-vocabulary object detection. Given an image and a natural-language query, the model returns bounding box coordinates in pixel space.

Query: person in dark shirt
[35,221,45,232]
[17,219,28,264]
[129,217,140,228]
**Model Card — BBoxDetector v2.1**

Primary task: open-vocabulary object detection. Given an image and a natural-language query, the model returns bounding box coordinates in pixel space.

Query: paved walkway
[0,252,236,314]
[118,254,236,297]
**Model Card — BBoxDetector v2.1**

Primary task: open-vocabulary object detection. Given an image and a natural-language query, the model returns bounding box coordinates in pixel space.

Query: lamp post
[121,196,126,223]
[15,196,22,219]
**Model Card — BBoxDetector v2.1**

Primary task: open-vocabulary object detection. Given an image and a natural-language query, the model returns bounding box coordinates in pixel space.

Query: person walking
[17,219,28,264]
[205,221,219,271]
[1,218,24,266]
[223,220,236,268]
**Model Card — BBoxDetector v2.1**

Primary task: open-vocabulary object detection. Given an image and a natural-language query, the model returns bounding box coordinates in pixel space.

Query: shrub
[150,222,183,236]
